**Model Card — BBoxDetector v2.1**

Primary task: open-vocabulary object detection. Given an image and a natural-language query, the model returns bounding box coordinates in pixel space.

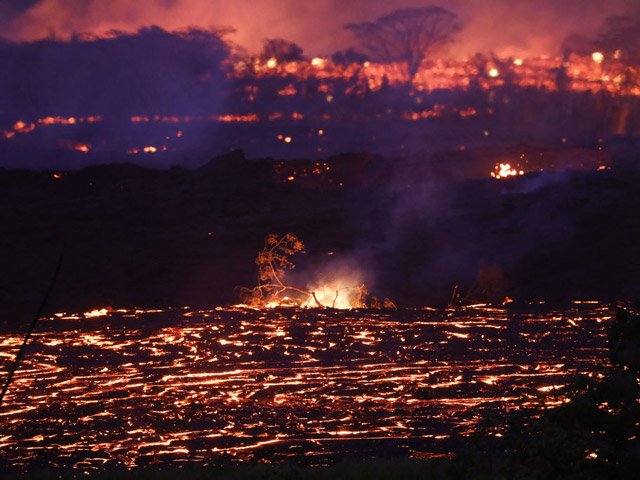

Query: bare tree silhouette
[345,6,461,83]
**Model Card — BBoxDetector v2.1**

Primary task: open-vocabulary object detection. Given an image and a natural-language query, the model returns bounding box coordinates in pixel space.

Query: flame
[242,281,365,310]
[304,281,366,309]
[311,57,327,68]
[2,53,636,147]
[491,163,524,179]
[233,55,639,96]
[266,58,278,69]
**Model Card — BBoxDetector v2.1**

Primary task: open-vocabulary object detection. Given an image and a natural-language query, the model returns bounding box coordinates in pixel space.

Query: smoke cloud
[3,0,638,58]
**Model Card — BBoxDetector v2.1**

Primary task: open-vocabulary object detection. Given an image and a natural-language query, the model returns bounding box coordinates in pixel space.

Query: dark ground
[1,141,639,330]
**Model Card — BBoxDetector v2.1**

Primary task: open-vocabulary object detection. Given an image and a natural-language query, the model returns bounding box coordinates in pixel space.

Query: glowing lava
[0,302,614,471]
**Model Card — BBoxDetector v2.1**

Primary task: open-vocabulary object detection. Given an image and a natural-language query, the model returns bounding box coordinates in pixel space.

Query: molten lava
[0,302,614,471]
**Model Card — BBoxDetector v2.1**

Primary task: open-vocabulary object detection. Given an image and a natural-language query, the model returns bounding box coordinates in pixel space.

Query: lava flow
[0,302,613,473]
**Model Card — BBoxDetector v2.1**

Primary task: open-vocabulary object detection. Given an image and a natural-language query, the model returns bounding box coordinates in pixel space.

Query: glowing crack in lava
[0,302,613,472]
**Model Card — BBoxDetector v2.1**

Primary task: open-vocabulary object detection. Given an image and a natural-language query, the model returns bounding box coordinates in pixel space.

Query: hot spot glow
[311,57,326,68]
[266,58,278,69]
[84,308,110,317]
[303,282,366,309]
[491,163,524,179]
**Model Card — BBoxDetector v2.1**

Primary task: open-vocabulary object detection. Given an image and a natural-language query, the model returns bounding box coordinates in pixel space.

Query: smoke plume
[3,0,639,58]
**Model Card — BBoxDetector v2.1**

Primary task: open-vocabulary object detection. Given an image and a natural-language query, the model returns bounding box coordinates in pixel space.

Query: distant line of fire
[235,53,639,96]
[1,105,485,157]
[2,51,637,143]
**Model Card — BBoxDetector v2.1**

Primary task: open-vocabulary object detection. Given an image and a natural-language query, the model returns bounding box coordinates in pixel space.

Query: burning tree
[235,233,366,308]
[345,6,461,83]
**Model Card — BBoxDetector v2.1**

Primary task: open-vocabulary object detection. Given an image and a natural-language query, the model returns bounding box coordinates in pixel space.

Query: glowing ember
[591,51,604,64]
[303,283,366,309]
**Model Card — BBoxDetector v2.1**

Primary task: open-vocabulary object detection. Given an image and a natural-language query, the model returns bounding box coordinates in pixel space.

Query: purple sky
[2,0,638,58]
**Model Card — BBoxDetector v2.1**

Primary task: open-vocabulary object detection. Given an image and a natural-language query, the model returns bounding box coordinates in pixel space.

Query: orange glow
[13,121,35,133]
[302,282,366,309]
[239,279,365,310]
[57,139,91,153]
[0,303,612,470]
[234,55,639,96]
[84,308,110,317]
[491,163,524,179]
[266,58,278,69]
[2,54,633,148]
[0,54,637,148]
[2,115,102,140]
[311,57,327,68]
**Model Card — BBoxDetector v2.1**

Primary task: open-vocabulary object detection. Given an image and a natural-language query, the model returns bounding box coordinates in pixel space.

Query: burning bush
[235,233,367,309]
